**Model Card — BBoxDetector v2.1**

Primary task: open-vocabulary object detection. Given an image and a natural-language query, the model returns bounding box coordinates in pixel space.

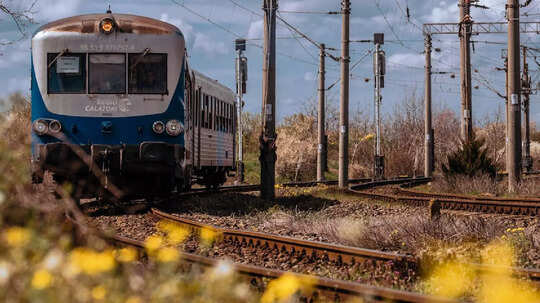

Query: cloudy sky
[1,0,539,125]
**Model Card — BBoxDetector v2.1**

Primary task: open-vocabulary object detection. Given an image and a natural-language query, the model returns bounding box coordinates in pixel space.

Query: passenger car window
[47,53,86,94]
[89,54,126,94]
[128,54,167,94]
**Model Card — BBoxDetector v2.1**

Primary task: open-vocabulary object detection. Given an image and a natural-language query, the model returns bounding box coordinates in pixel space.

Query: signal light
[166,120,183,137]
[100,18,115,34]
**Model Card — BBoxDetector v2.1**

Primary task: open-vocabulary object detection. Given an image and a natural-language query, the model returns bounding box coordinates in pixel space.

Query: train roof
[193,70,236,102]
[34,14,182,37]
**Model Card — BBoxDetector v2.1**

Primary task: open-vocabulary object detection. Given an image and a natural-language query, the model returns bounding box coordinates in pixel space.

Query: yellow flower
[125,296,142,303]
[69,248,116,276]
[91,285,107,300]
[261,273,316,303]
[362,133,375,141]
[116,247,137,263]
[425,261,475,298]
[144,235,163,252]
[200,228,219,246]
[32,269,53,290]
[4,227,31,248]
[156,247,180,263]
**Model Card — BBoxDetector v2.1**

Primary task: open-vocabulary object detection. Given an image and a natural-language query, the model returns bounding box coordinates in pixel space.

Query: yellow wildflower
[4,227,31,248]
[31,269,53,290]
[261,273,316,303]
[116,247,137,263]
[165,226,190,245]
[362,133,375,141]
[156,247,180,263]
[69,248,116,276]
[125,296,142,303]
[200,228,219,246]
[91,285,107,300]
[144,235,163,252]
[425,261,475,298]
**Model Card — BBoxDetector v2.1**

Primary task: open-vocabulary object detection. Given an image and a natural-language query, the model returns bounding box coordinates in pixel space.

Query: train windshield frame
[47,53,86,94]
[89,53,127,94]
[128,53,168,95]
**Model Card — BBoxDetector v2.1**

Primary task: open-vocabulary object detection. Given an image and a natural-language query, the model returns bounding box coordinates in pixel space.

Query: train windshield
[89,54,126,94]
[47,53,86,94]
[128,54,167,94]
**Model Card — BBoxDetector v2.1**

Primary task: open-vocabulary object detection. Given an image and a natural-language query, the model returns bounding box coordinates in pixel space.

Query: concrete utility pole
[260,0,277,200]
[338,0,350,188]
[235,39,247,183]
[317,43,326,182]
[424,34,434,178]
[459,0,473,141]
[373,33,385,180]
[507,0,521,192]
[522,47,532,172]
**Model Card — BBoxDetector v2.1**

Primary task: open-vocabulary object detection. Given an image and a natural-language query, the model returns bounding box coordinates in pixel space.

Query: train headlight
[166,120,183,136]
[33,119,49,136]
[100,18,115,34]
[48,120,62,134]
[152,121,165,134]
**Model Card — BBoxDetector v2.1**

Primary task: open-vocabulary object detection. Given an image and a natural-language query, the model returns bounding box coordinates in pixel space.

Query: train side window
[128,53,167,94]
[47,53,86,94]
[209,97,214,131]
[89,54,126,94]
[203,94,208,129]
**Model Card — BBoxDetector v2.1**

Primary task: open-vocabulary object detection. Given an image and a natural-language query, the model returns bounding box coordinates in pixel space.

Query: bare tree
[0,0,37,44]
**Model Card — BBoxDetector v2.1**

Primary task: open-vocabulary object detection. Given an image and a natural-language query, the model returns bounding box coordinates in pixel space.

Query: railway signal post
[317,43,326,182]
[522,47,532,172]
[339,0,350,188]
[373,33,385,180]
[235,39,248,183]
[507,0,522,192]
[260,0,277,200]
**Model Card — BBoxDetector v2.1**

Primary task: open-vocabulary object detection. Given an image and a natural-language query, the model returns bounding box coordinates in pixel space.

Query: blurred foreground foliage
[0,98,263,302]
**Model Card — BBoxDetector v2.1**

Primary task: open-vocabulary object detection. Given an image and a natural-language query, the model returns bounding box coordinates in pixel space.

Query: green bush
[441,136,497,179]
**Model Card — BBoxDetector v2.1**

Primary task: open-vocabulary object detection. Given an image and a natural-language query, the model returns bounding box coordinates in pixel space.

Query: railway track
[151,208,540,285]
[349,181,540,216]
[108,233,455,303]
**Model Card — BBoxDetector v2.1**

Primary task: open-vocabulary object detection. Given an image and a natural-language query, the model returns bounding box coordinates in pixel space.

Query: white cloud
[247,19,263,39]
[303,71,315,81]
[159,13,194,42]
[193,33,228,56]
[387,53,424,71]
[33,0,83,22]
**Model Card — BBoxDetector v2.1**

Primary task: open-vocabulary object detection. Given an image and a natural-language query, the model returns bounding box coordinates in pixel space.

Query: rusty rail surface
[349,182,540,216]
[151,208,416,267]
[396,187,540,203]
[108,234,455,303]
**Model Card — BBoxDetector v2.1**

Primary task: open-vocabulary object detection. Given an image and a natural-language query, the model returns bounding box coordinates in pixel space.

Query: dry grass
[431,174,540,197]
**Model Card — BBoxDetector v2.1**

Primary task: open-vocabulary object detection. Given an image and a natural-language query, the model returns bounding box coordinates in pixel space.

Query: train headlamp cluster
[166,120,183,136]
[152,121,165,134]
[152,120,183,136]
[100,18,115,34]
[33,119,62,136]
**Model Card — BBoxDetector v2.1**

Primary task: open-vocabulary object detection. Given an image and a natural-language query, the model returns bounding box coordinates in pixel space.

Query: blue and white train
[31,12,237,199]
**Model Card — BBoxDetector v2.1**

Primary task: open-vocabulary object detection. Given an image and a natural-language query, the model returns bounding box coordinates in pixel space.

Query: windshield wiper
[129,48,151,69]
[48,48,69,69]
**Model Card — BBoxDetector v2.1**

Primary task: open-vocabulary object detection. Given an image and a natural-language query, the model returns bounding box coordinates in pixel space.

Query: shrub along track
[349,179,540,216]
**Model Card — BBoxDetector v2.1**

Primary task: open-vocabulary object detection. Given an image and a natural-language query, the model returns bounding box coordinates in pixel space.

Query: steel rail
[396,187,540,203]
[108,234,456,303]
[151,208,416,266]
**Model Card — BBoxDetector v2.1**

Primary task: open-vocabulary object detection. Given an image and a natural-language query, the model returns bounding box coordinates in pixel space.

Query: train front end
[31,13,187,198]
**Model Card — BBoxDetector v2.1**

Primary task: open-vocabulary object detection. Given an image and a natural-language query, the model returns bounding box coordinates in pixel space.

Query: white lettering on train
[84,99,132,113]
